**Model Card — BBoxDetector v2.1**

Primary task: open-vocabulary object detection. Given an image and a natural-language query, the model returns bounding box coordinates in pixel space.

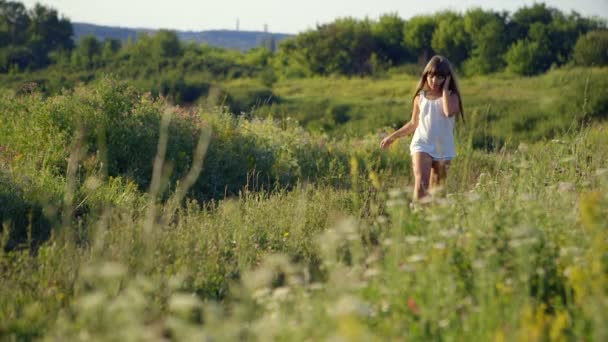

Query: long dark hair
[412,55,465,122]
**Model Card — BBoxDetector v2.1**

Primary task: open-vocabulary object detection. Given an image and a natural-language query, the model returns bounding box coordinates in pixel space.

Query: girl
[380,55,464,200]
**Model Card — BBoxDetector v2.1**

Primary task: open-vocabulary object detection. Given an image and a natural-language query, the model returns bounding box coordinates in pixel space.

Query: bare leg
[412,152,432,200]
[430,159,450,193]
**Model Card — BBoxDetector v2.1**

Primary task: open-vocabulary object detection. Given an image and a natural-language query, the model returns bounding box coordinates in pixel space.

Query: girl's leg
[430,159,451,191]
[412,152,432,200]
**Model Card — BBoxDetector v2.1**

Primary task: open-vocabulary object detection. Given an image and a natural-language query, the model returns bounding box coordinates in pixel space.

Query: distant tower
[261,23,275,53]
[236,18,240,31]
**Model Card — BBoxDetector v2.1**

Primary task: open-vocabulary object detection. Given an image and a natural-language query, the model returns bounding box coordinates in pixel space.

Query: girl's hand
[380,135,395,149]
[443,75,451,91]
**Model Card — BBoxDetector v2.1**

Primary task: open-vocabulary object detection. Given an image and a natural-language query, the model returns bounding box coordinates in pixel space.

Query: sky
[20,0,608,34]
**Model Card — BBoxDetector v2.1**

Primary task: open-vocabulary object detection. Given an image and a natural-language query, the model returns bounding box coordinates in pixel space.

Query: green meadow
[1,67,607,340]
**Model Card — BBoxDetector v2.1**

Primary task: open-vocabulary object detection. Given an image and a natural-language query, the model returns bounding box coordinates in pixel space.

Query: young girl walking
[380,55,464,200]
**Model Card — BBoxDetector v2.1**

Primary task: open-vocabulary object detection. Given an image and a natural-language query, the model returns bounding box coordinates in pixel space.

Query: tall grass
[0,77,607,341]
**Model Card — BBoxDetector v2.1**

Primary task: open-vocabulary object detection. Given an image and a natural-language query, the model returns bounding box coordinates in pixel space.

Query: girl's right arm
[380,96,420,149]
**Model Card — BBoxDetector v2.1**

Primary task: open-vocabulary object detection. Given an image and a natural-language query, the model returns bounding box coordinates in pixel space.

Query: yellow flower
[368,171,381,190]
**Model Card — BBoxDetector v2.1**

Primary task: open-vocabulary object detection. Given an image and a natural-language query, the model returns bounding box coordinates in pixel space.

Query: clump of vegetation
[1,74,607,340]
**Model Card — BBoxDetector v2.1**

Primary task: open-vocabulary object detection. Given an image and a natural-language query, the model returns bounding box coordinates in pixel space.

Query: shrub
[573,30,608,67]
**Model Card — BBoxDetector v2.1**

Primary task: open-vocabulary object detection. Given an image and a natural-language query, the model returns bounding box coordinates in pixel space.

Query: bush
[0,170,52,251]
[573,30,608,67]
[222,84,280,115]
[504,39,549,75]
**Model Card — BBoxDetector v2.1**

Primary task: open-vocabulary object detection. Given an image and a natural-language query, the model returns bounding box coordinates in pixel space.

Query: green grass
[257,67,608,147]
[0,76,607,341]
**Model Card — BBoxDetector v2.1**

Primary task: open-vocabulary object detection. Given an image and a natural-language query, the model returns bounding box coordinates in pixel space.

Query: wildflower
[517,143,529,153]
[369,171,381,190]
[272,287,291,301]
[557,182,574,193]
[98,262,127,280]
[407,254,425,263]
[363,268,380,279]
[168,293,203,320]
[594,168,607,177]
[329,296,373,318]
[407,297,420,316]
[404,235,425,244]
[466,191,481,202]
[433,242,446,250]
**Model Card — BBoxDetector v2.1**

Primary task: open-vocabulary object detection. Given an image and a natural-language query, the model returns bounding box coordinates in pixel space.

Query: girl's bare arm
[380,96,420,149]
[442,76,460,117]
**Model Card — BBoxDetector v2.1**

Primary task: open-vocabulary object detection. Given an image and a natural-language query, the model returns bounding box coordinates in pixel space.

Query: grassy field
[0,70,607,340]
[241,67,608,148]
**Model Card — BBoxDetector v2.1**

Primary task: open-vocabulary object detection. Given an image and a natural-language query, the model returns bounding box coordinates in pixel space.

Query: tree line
[279,5,607,76]
[1,0,607,80]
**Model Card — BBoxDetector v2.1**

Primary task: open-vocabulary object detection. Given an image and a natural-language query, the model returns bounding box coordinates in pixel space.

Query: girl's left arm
[441,76,460,117]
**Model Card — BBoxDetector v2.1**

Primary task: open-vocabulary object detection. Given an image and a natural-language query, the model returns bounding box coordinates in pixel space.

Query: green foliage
[505,39,548,75]
[1,94,607,339]
[431,12,470,68]
[403,15,436,64]
[371,13,408,68]
[287,17,376,76]
[573,30,608,66]
[462,8,508,75]
[0,170,52,251]
[2,1,606,89]
[72,35,102,69]
[0,1,73,71]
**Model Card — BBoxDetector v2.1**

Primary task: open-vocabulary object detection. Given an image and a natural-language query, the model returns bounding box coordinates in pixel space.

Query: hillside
[1,78,607,340]
[72,22,293,51]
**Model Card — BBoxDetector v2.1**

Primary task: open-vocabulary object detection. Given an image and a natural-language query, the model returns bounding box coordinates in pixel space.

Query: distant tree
[573,30,608,66]
[431,11,470,68]
[272,38,310,78]
[27,3,73,68]
[462,8,508,75]
[73,35,101,69]
[403,15,436,64]
[291,17,375,76]
[0,1,32,71]
[153,30,182,58]
[372,13,408,67]
[548,11,604,66]
[101,38,121,62]
[0,1,30,46]
[509,3,555,41]
[504,39,546,75]
[0,45,31,72]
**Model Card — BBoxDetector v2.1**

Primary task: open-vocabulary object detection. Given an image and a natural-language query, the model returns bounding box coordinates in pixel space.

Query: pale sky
[21,0,608,34]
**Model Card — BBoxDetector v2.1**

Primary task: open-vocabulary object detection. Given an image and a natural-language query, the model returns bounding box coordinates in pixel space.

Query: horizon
[19,0,608,34]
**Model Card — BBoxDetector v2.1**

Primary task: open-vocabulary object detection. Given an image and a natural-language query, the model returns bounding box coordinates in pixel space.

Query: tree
[573,30,608,66]
[462,8,508,75]
[0,0,30,46]
[153,30,182,58]
[403,15,436,64]
[431,11,470,68]
[74,35,101,69]
[510,3,555,41]
[27,3,73,68]
[290,17,375,76]
[101,38,121,63]
[504,39,546,75]
[372,13,408,67]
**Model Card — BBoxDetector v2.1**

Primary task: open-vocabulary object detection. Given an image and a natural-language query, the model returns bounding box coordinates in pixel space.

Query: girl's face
[426,72,446,91]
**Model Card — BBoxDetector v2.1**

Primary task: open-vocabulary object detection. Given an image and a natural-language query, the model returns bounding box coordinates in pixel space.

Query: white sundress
[409,91,456,160]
